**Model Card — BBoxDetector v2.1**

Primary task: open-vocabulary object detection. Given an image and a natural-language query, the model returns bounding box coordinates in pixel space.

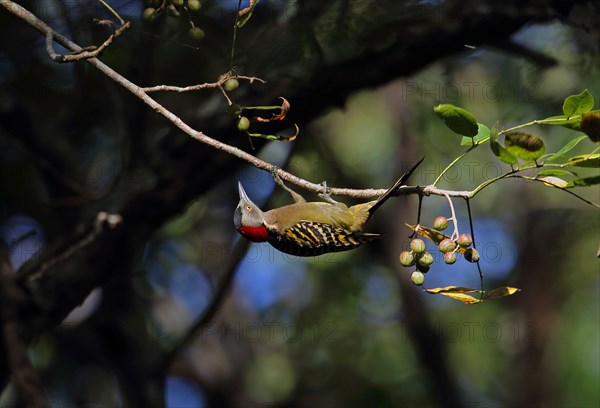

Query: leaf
[434,104,479,137]
[490,140,518,165]
[247,124,299,142]
[460,123,490,145]
[566,175,600,188]
[439,293,482,304]
[581,111,600,143]
[425,286,480,294]
[537,169,578,177]
[562,89,594,117]
[545,135,589,161]
[566,153,600,168]
[482,287,521,301]
[425,286,482,304]
[250,97,291,122]
[504,131,546,161]
[538,114,582,131]
[538,176,568,188]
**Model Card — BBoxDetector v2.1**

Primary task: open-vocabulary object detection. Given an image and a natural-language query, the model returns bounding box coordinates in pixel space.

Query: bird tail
[366,157,424,220]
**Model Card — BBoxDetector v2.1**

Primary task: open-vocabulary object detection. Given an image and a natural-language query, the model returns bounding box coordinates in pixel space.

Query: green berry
[418,251,434,267]
[188,27,205,41]
[443,252,457,264]
[464,248,480,263]
[167,4,180,17]
[237,116,250,131]
[410,239,426,254]
[457,233,473,248]
[410,271,425,286]
[172,0,184,6]
[438,238,456,253]
[143,7,157,21]
[399,251,416,267]
[433,216,448,231]
[224,78,239,92]
[187,0,201,11]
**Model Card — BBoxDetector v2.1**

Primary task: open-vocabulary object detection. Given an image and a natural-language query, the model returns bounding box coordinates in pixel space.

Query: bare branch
[143,75,266,93]
[24,212,123,281]
[45,21,130,63]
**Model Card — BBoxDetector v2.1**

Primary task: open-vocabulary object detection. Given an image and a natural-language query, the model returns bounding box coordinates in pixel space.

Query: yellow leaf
[483,287,521,301]
[441,292,482,304]
[538,176,568,188]
[425,286,480,294]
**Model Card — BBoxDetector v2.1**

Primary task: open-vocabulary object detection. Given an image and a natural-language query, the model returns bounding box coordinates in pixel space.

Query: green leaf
[490,140,518,165]
[566,175,600,188]
[537,169,578,177]
[538,114,581,131]
[504,131,546,161]
[434,104,479,136]
[566,153,600,168]
[545,135,589,161]
[460,123,490,145]
[562,89,594,117]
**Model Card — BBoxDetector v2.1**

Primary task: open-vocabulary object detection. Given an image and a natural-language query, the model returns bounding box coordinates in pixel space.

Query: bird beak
[238,181,250,201]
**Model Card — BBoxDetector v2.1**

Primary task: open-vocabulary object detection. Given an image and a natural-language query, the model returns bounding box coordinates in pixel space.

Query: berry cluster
[143,0,204,42]
[399,216,480,287]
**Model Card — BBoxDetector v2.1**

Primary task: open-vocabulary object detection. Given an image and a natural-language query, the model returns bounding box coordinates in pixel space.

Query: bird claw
[318,181,338,204]
[271,166,306,203]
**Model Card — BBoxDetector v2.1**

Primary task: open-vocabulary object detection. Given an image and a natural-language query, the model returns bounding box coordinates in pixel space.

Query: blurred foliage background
[1,0,599,407]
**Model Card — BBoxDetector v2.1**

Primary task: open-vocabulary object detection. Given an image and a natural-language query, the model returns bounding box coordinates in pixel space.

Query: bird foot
[271,166,306,203]
[318,181,338,204]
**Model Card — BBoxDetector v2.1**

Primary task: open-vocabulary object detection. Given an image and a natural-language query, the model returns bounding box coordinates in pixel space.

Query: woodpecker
[234,158,423,256]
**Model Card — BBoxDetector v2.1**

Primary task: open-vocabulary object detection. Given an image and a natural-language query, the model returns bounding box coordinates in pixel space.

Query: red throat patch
[237,224,269,242]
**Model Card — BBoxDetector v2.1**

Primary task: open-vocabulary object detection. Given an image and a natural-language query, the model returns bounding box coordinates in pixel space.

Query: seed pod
[418,252,434,267]
[143,7,157,21]
[188,27,205,41]
[411,271,425,286]
[410,239,426,254]
[444,252,457,264]
[188,0,201,11]
[433,216,448,231]
[438,238,456,253]
[399,251,416,267]
[237,116,250,131]
[457,233,473,248]
[464,248,480,263]
[224,78,239,92]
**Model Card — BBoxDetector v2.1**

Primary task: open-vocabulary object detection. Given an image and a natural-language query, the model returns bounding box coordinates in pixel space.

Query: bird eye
[246,205,252,212]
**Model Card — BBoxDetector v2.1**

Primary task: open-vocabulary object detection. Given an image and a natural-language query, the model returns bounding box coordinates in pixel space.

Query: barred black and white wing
[268,221,380,256]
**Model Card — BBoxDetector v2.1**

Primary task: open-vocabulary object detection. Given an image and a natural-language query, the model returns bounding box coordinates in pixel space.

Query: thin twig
[23,212,122,280]
[442,193,459,240]
[464,198,484,298]
[45,21,130,63]
[142,75,265,93]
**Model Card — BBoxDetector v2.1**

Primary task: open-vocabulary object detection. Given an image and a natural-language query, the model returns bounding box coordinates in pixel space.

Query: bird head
[234,182,269,242]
